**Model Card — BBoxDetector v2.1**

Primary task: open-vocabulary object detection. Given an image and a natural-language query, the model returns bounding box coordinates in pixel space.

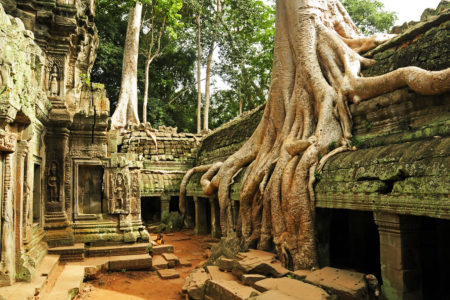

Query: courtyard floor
[75,230,214,300]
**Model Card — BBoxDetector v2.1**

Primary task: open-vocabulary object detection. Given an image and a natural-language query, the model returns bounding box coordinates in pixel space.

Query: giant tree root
[180,0,450,270]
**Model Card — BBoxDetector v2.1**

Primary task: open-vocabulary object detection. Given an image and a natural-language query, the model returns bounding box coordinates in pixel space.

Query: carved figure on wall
[49,64,59,96]
[48,161,59,202]
[0,58,11,88]
[114,173,126,210]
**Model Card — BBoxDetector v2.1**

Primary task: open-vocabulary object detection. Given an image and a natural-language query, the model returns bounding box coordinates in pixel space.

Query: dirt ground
[75,230,216,300]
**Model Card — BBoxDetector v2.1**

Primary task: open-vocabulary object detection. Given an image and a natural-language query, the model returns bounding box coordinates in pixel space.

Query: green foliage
[93,0,397,131]
[342,0,397,35]
[93,0,197,132]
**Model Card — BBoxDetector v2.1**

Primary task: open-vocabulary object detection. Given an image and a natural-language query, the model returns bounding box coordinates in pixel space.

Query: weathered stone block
[254,278,330,300]
[241,274,266,286]
[305,267,368,300]
[157,268,180,279]
[182,268,211,300]
[205,280,260,300]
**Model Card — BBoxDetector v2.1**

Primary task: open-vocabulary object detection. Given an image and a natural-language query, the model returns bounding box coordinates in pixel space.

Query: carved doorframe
[72,158,109,220]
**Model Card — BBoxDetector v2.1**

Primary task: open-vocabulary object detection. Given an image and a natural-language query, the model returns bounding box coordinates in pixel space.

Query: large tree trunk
[111,2,142,129]
[181,0,450,270]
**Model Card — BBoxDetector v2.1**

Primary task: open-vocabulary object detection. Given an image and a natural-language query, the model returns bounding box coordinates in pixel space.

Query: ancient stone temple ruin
[0,0,448,300]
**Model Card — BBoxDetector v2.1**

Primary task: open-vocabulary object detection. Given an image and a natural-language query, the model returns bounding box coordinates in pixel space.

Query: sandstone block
[152,255,168,270]
[207,266,237,281]
[182,268,211,300]
[157,268,180,279]
[252,290,298,300]
[254,277,330,300]
[241,274,266,286]
[217,256,234,272]
[305,267,369,300]
[205,280,260,300]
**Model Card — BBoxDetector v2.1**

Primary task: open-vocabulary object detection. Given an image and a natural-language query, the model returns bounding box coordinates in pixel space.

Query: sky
[378,0,443,25]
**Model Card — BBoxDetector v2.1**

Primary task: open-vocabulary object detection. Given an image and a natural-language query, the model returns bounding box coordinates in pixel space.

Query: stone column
[44,105,74,247]
[209,196,220,238]
[14,141,29,280]
[374,212,422,300]
[160,194,170,220]
[194,196,208,235]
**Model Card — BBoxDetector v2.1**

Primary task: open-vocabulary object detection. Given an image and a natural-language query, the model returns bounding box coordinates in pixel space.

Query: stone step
[152,255,169,270]
[152,244,174,255]
[108,254,153,271]
[0,254,60,300]
[44,265,85,300]
[86,243,151,257]
[162,253,180,267]
[157,268,180,280]
[48,243,85,262]
[179,258,192,267]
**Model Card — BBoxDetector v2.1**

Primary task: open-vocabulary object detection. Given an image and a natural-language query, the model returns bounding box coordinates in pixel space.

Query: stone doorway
[319,208,381,281]
[76,165,105,215]
[141,197,161,224]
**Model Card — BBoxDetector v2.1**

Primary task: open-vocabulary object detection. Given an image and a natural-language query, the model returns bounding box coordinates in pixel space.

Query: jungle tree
[181,0,450,270]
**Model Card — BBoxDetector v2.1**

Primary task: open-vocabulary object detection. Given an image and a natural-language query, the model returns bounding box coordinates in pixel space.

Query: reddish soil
[76,230,216,300]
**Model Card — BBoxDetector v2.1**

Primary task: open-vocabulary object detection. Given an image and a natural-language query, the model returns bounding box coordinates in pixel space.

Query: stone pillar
[14,140,29,280]
[44,106,74,247]
[209,196,221,238]
[194,196,208,235]
[374,212,422,300]
[160,194,170,220]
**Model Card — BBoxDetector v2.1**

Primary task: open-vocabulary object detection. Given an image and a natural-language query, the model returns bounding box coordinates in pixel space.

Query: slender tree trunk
[203,0,222,131]
[143,58,151,124]
[203,43,214,131]
[111,2,142,129]
[196,14,202,134]
[181,0,450,270]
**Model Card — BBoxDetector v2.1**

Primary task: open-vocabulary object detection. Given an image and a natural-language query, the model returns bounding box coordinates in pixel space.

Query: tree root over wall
[180,0,450,270]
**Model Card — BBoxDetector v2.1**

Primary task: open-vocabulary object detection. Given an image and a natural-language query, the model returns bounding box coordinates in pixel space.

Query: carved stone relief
[47,161,59,203]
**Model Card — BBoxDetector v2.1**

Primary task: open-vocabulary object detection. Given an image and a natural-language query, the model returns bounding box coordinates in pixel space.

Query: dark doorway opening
[328,209,381,282]
[141,196,161,224]
[419,217,450,300]
[33,164,41,223]
[185,196,195,229]
[205,198,211,234]
[170,196,179,212]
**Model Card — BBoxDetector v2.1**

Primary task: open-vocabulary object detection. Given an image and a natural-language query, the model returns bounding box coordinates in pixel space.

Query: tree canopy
[93,0,397,132]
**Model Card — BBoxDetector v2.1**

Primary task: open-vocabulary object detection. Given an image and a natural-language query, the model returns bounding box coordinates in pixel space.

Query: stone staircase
[0,237,193,300]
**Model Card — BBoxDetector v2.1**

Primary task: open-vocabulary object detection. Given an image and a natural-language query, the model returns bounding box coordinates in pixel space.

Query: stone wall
[0,3,51,285]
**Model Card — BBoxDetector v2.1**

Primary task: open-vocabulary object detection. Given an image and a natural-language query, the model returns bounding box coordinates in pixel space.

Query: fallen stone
[85,263,108,280]
[305,267,369,300]
[206,266,238,281]
[251,290,299,300]
[157,268,180,279]
[205,280,260,300]
[241,274,266,286]
[162,253,180,267]
[179,258,192,267]
[289,269,312,281]
[217,256,234,272]
[254,278,330,300]
[152,244,174,255]
[182,268,211,300]
[232,250,289,278]
[152,255,168,270]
